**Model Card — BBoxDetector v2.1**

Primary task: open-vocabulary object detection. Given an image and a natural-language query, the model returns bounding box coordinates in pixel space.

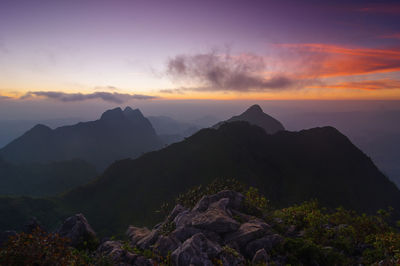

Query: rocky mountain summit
[100,190,284,265]
[213,105,284,134]
[0,106,162,170]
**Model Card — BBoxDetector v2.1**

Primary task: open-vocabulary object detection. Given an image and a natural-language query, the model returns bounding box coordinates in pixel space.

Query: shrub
[0,227,88,265]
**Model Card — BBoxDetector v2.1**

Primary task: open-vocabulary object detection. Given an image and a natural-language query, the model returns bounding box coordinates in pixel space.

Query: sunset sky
[1,0,400,103]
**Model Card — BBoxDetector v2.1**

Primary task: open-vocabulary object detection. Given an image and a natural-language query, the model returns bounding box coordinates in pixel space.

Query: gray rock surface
[57,213,97,248]
[171,233,221,266]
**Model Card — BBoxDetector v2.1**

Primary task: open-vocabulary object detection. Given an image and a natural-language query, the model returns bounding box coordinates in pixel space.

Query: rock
[192,198,240,233]
[224,219,270,248]
[171,225,202,242]
[0,230,16,247]
[252,248,269,265]
[285,225,297,237]
[167,204,187,221]
[136,229,159,250]
[23,217,44,233]
[192,190,244,212]
[57,213,97,249]
[174,209,199,227]
[220,246,246,266]
[245,234,283,258]
[97,240,152,266]
[171,233,221,266]
[126,226,151,246]
[134,256,153,266]
[153,235,181,257]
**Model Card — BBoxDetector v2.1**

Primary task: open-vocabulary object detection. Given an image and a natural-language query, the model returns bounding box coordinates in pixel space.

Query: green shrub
[0,227,89,265]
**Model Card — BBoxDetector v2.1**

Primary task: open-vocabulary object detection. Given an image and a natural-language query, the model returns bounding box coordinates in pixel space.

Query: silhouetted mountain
[0,158,97,196]
[213,104,285,134]
[1,122,399,236]
[59,122,400,235]
[0,107,162,170]
[148,116,199,145]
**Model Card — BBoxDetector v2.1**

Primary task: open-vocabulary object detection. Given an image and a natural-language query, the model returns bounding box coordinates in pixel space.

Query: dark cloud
[0,95,11,100]
[166,51,296,92]
[21,91,158,103]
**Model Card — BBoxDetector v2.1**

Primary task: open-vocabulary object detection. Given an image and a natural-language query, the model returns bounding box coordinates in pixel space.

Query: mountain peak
[100,107,124,121]
[123,106,143,117]
[245,104,263,114]
[213,104,285,134]
[28,124,52,134]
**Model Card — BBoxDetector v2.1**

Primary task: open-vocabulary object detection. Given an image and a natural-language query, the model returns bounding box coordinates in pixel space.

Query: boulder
[153,235,181,257]
[171,225,202,242]
[224,219,270,248]
[174,209,198,227]
[97,240,152,266]
[220,246,246,266]
[245,234,283,258]
[57,213,97,249]
[136,229,160,250]
[192,198,240,233]
[126,226,151,246]
[193,190,244,212]
[171,233,221,266]
[252,248,269,265]
[167,204,187,221]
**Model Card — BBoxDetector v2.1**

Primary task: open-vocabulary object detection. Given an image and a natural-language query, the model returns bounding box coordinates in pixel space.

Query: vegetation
[1,122,400,237]
[268,201,400,265]
[1,179,400,265]
[0,159,97,197]
[0,227,88,265]
[164,179,400,265]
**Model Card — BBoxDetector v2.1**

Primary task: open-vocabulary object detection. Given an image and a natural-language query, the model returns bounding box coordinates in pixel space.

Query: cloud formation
[280,43,400,78]
[314,79,400,91]
[166,51,295,92]
[21,91,158,103]
[0,95,11,100]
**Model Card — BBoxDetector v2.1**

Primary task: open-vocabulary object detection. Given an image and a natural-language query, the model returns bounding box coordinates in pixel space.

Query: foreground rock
[56,213,98,249]
[120,190,284,265]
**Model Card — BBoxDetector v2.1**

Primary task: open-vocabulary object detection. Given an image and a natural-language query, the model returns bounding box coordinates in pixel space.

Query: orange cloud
[311,79,400,91]
[380,33,400,40]
[279,43,400,78]
[358,6,400,14]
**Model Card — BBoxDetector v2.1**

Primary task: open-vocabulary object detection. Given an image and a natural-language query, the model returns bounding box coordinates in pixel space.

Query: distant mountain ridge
[1,108,399,237]
[0,158,97,196]
[0,107,162,170]
[53,121,400,235]
[213,104,285,134]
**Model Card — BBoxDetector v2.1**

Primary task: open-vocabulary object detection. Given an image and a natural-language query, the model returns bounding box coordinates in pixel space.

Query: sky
[0,0,400,115]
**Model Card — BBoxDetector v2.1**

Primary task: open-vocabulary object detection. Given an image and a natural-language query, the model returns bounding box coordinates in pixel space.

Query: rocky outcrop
[120,190,285,265]
[0,190,284,265]
[56,213,98,249]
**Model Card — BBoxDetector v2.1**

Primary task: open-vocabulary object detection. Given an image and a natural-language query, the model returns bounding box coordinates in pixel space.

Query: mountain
[1,121,399,236]
[60,122,400,235]
[148,116,199,145]
[0,158,97,197]
[213,104,285,134]
[0,107,162,170]
[0,118,82,149]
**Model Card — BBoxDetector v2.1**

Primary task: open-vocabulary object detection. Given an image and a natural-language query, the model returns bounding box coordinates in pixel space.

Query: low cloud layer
[166,51,295,92]
[21,91,158,103]
[0,95,11,100]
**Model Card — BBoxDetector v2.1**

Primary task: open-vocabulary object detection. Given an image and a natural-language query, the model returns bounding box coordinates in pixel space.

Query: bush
[0,227,88,265]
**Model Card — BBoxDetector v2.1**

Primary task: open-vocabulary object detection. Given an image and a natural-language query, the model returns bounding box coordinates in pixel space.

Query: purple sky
[0,0,400,115]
